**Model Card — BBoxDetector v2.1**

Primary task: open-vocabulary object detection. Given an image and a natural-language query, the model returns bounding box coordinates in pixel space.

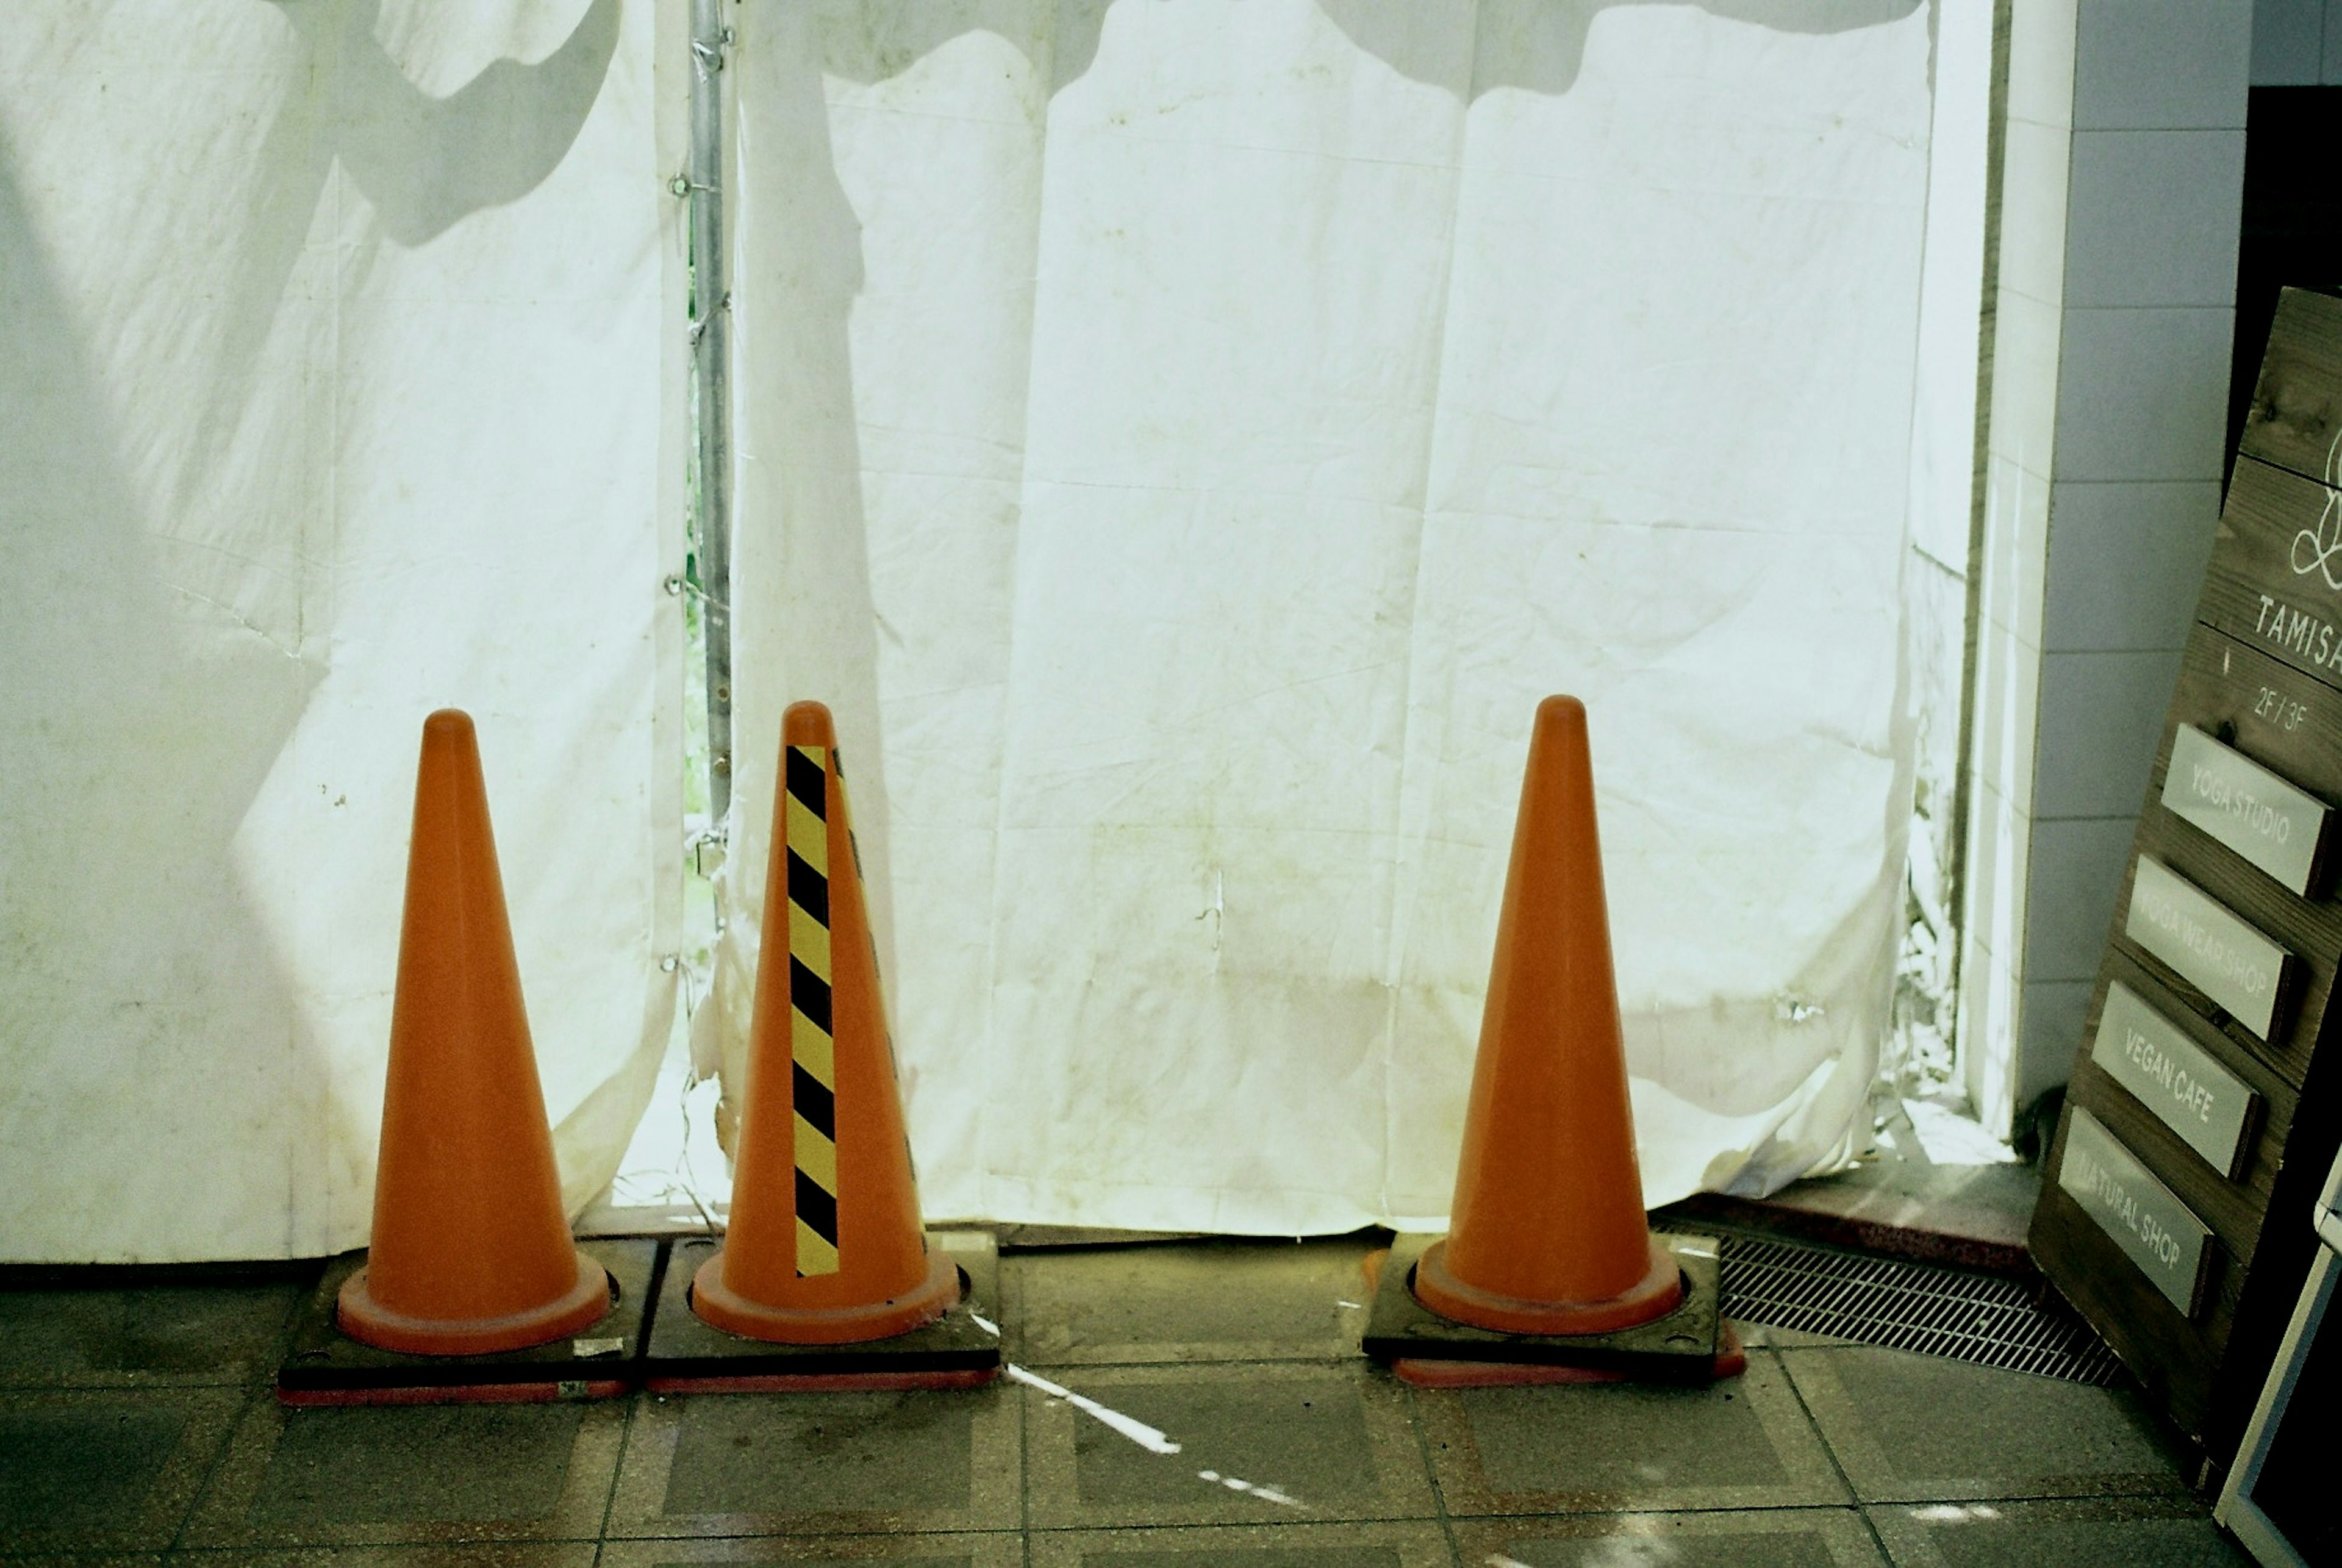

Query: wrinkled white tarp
[715,0,1930,1231]
[0,0,681,1261]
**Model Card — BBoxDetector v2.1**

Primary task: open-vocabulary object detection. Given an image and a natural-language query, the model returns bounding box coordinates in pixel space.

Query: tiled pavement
[0,1235,2253,1564]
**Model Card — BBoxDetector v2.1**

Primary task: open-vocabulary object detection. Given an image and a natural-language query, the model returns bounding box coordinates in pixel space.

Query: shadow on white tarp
[0,0,680,1261]
[1,0,1936,1256]
[712,0,1932,1232]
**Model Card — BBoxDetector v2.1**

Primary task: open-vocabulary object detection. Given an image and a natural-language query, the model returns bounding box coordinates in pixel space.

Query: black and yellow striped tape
[782,743,840,1276]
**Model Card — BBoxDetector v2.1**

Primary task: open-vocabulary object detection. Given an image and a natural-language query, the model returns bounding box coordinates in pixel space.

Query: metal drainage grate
[1717,1233,2127,1385]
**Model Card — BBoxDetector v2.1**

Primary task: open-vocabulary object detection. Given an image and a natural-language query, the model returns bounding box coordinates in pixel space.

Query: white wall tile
[1981,454,2052,646]
[1960,781,2032,1134]
[1964,779,2032,990]
[2021,814,2137,979]
[1975,571,2046,816]
[2063,130,2246,307]
[1990,289,2068,476]
[2045,481,2221,651]
[2052,306,2238,481]
[2073,0,2252,129]
[2001,118,2077,309]
[2019,978,2098,1108]
[2252,0,2325,82]
[1975,0,2254,1113]
[2031,647,2184,817]
[1962,939,2022,1135]
[2010,0,2082,129]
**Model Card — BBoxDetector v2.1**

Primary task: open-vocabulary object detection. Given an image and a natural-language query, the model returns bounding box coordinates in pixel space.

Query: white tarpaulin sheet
[0,0,680,1261]
[716,0,1931,1231]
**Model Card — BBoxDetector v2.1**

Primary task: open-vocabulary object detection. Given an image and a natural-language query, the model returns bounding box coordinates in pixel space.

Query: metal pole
[689,0,733,825]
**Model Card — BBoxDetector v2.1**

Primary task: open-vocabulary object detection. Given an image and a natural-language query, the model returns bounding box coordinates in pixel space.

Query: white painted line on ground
[1000,1362,1300,1506]
[1004,1364,1182,1454]
[1197,1467,1304,1508]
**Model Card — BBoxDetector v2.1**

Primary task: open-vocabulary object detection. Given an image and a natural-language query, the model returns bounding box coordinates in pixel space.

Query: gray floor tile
[598,1536,1022,1566]
[2,1402,192,1529]
[1455,1508,1887,1566]
[1416,1351,1848,1516]
[0,1386,245,1552]
[1025,1364,1434,1529]
[1028,1520,1451,1566]
[1868,1496,2249,1565]
[605,1386,1022,1538]
[1006,1239,1374,1365]
[0,1239,2258,1566]
[1781,1348,2187,1503]
[258,1409,578,1525]
[180,1395,625,1546]
[0,1283,303,1387]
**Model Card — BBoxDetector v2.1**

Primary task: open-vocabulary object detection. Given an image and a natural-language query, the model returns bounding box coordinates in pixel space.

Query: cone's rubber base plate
[276,1239,652,1405]
[1391,1320,1749,1387]
[641,1230,1003,1392]
[1363,1231,1727,1384]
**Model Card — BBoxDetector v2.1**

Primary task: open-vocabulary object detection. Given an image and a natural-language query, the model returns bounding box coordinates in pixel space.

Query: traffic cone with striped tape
[335,710,614,1358]
[1362,695,1740,1384]
[689,701,963,1345]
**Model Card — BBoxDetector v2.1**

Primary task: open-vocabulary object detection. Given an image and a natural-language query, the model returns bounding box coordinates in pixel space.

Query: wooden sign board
[2031,287,2342,1470]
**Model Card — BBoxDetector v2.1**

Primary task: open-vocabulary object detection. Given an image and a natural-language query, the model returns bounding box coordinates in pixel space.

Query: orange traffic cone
[337,710,612,1356]
[691,701,960,1343]
[1412,695,1684,1335]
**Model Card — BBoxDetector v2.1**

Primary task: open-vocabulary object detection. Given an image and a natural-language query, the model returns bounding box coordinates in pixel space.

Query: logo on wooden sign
[2199,454,2342,689]
[2285,428,2342,589]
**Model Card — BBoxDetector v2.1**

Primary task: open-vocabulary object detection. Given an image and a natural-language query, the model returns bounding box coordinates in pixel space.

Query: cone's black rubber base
[276,1238,653,1406]
[641,1231,1004,1392]
[1391,1320,1748,1387]
[1363,1231,1728,1384]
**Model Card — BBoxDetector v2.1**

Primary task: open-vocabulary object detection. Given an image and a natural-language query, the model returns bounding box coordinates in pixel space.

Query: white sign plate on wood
[2163,724,2330,895]
[2091,981,2260,1178]
[2060,1106,2214,1317]
[2125,857,2295,1041]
